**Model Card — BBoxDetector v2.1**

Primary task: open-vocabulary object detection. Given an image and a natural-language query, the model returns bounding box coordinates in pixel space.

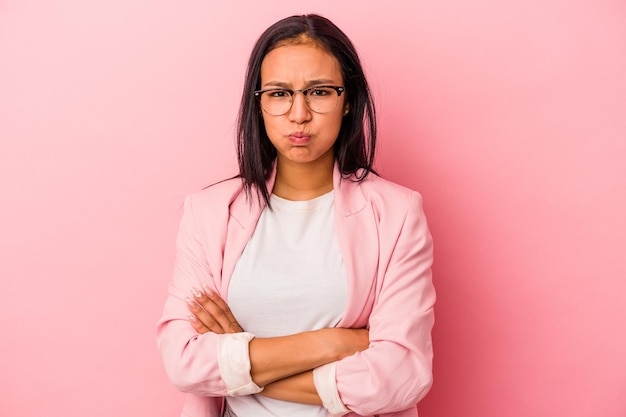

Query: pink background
[1,1,625,416]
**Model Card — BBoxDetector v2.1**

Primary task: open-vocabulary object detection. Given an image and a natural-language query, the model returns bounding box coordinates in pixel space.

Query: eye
[309,87,331,97]
[267,89,290,98]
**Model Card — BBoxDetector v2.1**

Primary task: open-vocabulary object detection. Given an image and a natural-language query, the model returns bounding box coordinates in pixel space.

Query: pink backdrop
[1,1,625,416]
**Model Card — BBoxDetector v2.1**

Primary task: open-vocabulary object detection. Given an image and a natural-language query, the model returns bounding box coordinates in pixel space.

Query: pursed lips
[288,132,311,145]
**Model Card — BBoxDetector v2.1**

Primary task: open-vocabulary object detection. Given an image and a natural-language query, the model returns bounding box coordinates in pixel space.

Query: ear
[343,104,350,116]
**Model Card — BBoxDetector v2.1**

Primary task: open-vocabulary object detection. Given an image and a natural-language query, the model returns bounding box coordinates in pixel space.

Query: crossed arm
[160,190,434,415]
[185,285,369,405]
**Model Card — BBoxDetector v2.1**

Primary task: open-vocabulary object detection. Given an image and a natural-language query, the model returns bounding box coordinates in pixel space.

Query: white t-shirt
[226,190,348,417]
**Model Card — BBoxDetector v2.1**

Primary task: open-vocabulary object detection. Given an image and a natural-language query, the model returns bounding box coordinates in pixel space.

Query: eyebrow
[261,79,339,89]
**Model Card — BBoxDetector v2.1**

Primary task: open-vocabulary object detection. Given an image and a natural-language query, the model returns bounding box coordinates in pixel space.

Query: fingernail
[190,287,202,298]
[187,314,198,323]
[202,284,214,296]
[185,297,197,309]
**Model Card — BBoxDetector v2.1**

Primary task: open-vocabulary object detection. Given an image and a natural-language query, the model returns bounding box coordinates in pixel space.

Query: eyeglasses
[254,85,345,116]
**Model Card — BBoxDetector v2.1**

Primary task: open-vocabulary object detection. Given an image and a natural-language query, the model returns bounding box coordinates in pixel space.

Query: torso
[226,190,347,417]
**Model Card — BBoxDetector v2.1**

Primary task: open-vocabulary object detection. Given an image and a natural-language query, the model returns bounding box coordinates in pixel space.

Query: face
[259,42,347,168]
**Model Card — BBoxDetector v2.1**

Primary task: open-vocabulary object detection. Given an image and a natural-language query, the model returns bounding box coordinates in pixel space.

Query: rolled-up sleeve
[313,362,351,417]
[218,333,263,396]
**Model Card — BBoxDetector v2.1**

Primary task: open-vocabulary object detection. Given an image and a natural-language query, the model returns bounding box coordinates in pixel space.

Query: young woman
[157,14,435,417]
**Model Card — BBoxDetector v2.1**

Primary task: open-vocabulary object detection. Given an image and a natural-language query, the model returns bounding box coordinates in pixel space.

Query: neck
[272,156,335,201]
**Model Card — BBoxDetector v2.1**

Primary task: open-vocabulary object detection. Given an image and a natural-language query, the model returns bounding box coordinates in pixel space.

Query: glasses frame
[253,85,345,116]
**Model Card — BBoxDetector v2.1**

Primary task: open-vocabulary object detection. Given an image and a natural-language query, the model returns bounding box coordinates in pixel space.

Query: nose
[287,91,312,123]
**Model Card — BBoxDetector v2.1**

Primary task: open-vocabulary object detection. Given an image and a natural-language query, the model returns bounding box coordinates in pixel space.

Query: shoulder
[337,171,426,226]
[186,176,245,209]
[181,176,247,230]
[176,177,249,246]
[358,173,432,249]
[359,173,428,235]
[356,172,424,209]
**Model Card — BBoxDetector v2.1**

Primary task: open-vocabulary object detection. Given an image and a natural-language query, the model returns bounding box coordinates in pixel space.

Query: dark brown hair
[236,14,377,205]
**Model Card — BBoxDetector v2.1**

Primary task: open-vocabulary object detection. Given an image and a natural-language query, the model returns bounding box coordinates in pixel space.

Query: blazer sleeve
[155,194,230,396]
[335,191,436,415]
[156,194,261,397]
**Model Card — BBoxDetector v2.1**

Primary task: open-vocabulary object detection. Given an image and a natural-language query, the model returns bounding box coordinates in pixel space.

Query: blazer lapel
[333,166,380,327]
[220,170,276,297]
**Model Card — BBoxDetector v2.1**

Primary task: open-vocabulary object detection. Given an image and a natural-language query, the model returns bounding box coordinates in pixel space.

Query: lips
[288,132,311,145]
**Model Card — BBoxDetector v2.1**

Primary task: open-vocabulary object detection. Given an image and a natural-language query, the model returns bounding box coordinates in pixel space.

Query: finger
[190,287,237,332]
[190,286,243,333]
[186,297,226,334]
[187,313,210,334]
[202,285,244,332]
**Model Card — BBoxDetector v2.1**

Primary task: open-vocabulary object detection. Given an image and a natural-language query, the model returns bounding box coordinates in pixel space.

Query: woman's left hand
[186,286,244,334]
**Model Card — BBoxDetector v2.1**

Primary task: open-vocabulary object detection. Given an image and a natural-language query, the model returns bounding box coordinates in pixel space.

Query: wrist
[312,328,347,362]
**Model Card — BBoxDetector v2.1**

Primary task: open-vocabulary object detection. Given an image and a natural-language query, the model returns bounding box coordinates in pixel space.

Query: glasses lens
[306,87,339,114]
[259,89,292,116]
[259,87,340,115]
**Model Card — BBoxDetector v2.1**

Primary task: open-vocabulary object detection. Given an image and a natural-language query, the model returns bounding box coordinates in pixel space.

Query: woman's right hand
[248,327,369,387]
[318,327,370,361]
[255,329,370,405]
[185,286,369,387]
[185,286,369,360]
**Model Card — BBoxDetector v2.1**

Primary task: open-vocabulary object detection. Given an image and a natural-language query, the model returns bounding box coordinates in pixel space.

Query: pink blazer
[157,165,435,417]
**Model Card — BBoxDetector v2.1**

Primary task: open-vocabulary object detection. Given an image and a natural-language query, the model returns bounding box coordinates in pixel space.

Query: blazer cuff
[217,332,264,396]
[313,362,351,417]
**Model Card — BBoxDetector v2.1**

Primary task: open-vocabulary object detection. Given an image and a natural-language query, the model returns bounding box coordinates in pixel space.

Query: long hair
[236,14,377,205]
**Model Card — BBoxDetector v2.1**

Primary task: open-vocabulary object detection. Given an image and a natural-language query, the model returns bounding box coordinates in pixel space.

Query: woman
[157,14,435,417]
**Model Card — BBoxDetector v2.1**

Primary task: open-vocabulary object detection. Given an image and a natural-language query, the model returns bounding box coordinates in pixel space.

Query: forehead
[260,43,343,86]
